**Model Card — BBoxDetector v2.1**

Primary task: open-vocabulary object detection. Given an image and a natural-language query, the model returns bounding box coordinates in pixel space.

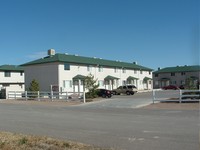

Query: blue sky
[0,0,199,70]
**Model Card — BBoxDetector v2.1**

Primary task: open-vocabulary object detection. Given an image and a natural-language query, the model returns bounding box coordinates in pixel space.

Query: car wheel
[131,92,134,95]
[113,91,117,95]
[102,94,106,98]
[108,95,111,98]
[126,91,130,95]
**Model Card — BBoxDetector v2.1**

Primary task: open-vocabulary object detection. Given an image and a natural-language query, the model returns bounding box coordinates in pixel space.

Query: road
[0,92,199,150]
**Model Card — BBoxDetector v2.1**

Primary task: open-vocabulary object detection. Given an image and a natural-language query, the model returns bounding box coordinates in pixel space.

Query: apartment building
[21,49,153,93]
[153,65,200,89]
[0,65,24,95]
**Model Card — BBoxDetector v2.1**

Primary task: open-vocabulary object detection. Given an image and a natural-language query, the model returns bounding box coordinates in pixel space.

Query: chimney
[158,67,161,70]
[133,61,137,65]
[48,49,55,56]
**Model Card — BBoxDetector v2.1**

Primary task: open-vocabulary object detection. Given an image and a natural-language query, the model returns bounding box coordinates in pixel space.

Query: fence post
[66,92,68,100]
[179,90,182,103]
[25,91,27,101]
[14,91,16,99]
[51,91,53,101]
[152,90,155,104]
[38,91,40,101]
[83,91,86,103]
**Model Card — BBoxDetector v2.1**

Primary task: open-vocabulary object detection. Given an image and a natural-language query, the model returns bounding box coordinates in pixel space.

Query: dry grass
[0,131,112,150]
[142,102,199,110]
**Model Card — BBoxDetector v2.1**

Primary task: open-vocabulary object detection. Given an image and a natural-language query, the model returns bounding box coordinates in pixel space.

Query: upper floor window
[87,65,92,72]
[134,70,137,74]
[171,72,175,76]
[4,71,11,77]
[149,71,151,75]
[64,63,70,70]
[98,66,103,72]
[122,68,126,73]
[20,71,23,76]
[140,70,143,74]
[114,67,118,73]
[154,74,159,77]
[181,72,185,76]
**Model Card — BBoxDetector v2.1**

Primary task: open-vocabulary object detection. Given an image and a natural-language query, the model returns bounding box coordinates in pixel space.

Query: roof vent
[48,49,55,56]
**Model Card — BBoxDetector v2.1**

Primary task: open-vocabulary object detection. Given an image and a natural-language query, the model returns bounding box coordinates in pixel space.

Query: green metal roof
[143,77,152,82]
[73,74,86,80]
[127,76,139,80]
[104,75,119,80]
[0,65,24,72]
[21,53,153,71]
[154,65,200,73]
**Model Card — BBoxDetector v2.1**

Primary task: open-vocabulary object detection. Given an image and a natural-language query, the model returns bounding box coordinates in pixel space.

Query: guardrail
[7,91,86,103]
[152,89,200,103]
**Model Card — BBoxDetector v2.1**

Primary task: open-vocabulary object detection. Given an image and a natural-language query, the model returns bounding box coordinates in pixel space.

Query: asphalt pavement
[0,92,199,150]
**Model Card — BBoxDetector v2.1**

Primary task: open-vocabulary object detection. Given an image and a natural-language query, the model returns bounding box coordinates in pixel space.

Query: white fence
[152,89,200,103]
[7,91,86,103]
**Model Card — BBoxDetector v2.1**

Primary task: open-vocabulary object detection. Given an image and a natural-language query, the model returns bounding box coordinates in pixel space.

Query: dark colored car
[96,89,112,98]
[162,85,179,90]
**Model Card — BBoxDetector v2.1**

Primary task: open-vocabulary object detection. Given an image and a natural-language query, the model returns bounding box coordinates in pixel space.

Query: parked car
[96,89,112,98]
[112,85,137,95]
[162,85,179,90]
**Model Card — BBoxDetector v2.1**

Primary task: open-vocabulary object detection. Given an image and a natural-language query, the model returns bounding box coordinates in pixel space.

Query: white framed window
[134,70,137,74]
[114,67,118,73]
[140,70,143,74]
[63,80,72,88]
[122,80,126,85]
[64,63,70,70]
[4,71,11,77]
[98,80,104,87]
[87,65,92,72]
[98,66,103,72]
[122,68,126,73]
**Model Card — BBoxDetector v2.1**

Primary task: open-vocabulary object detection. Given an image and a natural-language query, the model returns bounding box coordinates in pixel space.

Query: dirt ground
[142,102,199,110]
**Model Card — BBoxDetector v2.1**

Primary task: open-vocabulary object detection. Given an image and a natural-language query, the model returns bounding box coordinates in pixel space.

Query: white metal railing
[152,89,200,103]
[7,91,86,103]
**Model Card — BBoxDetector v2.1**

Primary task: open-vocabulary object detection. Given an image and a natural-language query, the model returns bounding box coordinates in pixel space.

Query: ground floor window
[63,80,72,88]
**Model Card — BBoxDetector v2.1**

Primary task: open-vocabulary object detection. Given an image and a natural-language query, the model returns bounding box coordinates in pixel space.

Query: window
[87,65,92,72]
[149,71,151,75]
[98,66,103,72]
[20,71,23,76]
[114,67,118,73]
[63,80,72,88]
[98,80,104,87]
[122,68,126,73]
[4,71,11,77]
[134,70,137,74]
[171,73,175,76]
[154,74,159,77]
[122,80,126,85]
[181,72,185,76]
[140,70,143,74]
[64,63,70,70]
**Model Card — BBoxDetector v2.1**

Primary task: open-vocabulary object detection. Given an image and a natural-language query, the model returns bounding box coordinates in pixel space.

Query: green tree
[185,77,196,89]
[29,79,40,91]
[84,74,99,98]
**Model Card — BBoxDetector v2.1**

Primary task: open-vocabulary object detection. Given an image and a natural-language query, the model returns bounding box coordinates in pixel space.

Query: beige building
[153,65,200,89]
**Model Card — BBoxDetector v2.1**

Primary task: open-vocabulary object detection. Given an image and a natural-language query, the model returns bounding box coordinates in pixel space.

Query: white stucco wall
[58,63,152,92]
[0,71,24,92]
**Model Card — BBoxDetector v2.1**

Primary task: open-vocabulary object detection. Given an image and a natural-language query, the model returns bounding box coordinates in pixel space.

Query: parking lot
[0,92,199,150]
